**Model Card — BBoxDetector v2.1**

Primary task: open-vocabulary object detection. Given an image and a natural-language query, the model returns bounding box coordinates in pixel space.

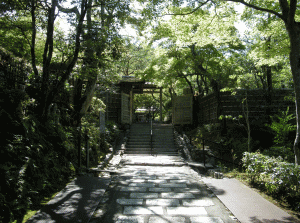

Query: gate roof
[118,76,161,94]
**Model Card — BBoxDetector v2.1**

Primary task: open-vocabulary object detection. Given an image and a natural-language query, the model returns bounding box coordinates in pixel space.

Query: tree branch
[55,0,87,86]
[45,0,88,117]
[223,0,284,20]
[161,0,210,16]
[151,93,167,111]
[41,0,57,93]
[57,3,80,17]
[289,0,297,23]
[177,71,194,94]
[30,0,39,77]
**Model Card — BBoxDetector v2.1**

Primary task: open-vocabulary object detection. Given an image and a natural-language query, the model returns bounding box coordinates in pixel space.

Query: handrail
[198,136,241,168]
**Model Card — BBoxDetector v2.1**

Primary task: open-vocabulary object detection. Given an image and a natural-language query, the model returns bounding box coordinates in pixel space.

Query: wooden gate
[121,93,130,124]
[173,95,193,125]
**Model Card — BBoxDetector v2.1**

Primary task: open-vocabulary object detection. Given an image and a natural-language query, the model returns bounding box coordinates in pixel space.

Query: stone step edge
[124,162,186,166]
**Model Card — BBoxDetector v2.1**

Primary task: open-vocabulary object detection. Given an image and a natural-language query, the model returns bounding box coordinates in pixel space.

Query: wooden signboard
[121,92,130,124]
[173,95,193,125]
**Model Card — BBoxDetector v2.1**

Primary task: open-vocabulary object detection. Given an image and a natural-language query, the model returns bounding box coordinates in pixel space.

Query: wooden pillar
[160,88,163,122]
[130,90,133,124]
[105,91,108,121]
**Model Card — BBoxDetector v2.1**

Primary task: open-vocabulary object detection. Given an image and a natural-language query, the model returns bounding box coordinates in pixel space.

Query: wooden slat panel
[173,95,193,124]
[198,89,295,124]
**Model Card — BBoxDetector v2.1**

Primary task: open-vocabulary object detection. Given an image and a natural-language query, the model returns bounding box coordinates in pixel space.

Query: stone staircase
[125,123,178,155]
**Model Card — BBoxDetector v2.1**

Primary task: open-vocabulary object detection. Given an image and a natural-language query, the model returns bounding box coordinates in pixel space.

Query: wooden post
[77,121,82,173]
[160,88,162,123]
[100,111,105,134]
[172,96,175,125]
[105,91,108,121]
[130,90,133,124]
[203,139,206,167]
[100,111,105,152]
[85,129,89,169]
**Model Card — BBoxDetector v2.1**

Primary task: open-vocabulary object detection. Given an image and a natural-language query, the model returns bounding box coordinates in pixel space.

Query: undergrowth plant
[267,107,296,145]
[265,107,296,162]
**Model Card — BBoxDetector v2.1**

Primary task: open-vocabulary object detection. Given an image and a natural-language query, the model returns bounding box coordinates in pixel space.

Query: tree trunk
[36,0,88,122]
[80,0,98,114]
[179,72,194,94]
[30,0,39,77]
[39,0,58,120]
[286,22,300,165]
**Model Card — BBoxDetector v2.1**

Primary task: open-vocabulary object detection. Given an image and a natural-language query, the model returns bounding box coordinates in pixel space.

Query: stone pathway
[89,155,238,223]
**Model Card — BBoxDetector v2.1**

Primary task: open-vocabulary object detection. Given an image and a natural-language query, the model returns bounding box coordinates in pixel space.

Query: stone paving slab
[158,183,187,188]
[123,206,164,215]
[173,188,202,193]
[148,188,172,192]
[130,193,159,199]
[161,192,196,199]
[128,183,155,187]
[147,179,167,183]
[116,199,143,205]
[182,199,215,206]
[120,187,147,192]
[115,216,144,223]
[148,216,185,223]
[166,207,208,215]
[190,217,224,223]
[145,199,180,206]
[169,179,190,183]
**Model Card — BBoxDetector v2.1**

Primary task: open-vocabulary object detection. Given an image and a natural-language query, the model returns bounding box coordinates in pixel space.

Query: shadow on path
[27,176,110,223]
[249,216,300,223]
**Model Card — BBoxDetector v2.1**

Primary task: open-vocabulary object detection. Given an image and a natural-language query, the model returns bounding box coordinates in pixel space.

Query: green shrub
[242,152,300,211]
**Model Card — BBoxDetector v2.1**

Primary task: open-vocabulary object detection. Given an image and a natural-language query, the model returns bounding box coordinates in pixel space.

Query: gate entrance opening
[118,77,163,125]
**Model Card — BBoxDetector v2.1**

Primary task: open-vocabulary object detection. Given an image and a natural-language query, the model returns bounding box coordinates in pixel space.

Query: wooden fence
[100,92,121,124]
[0,47,31,89]
[197,89,295,124]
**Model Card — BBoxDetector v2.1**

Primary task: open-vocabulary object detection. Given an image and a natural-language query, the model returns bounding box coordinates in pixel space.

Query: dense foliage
[0,47,119,222]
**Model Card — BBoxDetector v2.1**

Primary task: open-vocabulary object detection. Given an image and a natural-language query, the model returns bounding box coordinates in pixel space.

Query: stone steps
[126,142,175,146]
[125,123,177,155]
